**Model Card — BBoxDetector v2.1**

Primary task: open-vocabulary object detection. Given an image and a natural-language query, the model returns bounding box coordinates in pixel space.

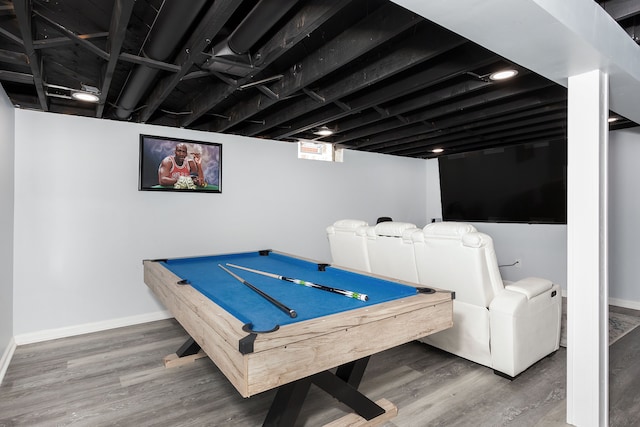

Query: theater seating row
[326,219,562,378]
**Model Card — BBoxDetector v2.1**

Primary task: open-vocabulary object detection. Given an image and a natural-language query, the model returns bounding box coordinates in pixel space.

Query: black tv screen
[438,142,567,224]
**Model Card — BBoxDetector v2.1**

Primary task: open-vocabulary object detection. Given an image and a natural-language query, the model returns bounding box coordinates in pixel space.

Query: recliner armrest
[504,277,553,300]
[489,280,561,377]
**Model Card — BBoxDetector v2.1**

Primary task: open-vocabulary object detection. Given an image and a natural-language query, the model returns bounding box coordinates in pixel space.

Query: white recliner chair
[364,221,420,283]
[326,219,371,272]
[412,222,561,378]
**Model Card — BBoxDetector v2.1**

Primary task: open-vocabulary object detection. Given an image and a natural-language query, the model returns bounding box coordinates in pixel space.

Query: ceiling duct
[205,0,299,77]
[115,0,209,120]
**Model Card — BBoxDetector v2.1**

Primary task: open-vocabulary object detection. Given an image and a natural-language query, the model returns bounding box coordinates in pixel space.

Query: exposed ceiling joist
[138,0,242,123]
[180,0,351,128]
[208,2,422,133]
[243,25,467,138]
[0,0,637,158]
[12,0,47,111]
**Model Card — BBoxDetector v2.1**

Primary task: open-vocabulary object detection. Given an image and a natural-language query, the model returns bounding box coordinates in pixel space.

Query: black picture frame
[139,134,222,193]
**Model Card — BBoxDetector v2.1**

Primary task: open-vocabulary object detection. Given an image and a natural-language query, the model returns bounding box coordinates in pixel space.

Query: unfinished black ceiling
[0,0,637,158]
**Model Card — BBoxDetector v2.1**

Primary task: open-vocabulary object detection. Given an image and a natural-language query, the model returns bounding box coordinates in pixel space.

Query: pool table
[143,250,453,426]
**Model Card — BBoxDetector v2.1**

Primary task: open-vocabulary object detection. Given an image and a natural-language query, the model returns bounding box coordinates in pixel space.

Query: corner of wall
[0,83,16,374]
[0,337,16,385]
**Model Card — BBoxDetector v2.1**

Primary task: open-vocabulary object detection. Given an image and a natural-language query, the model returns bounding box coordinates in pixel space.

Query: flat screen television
[139,134,222,193]
[438,141,567,224]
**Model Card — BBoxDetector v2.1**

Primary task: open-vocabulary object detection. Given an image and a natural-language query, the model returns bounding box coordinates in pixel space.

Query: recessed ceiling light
[432,148,444,153]
[314,126,334,136]
[608,116,619,123]
[489,69,518,81]
[71,91,100,103]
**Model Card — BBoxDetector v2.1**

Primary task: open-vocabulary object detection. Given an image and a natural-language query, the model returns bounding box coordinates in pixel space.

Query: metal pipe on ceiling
[114,0,209,120]
[205,0,299,76]
[228,0,299,54]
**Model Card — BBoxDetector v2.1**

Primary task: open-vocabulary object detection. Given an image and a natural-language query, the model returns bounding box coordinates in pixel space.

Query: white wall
[425,159,442,222]
[609,128,640,305]
[12,109,427,339]
[0,85,15,378]
[473,222,567,289]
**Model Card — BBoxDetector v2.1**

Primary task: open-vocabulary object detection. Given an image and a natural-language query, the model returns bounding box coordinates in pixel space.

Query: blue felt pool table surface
[161,250,420,332]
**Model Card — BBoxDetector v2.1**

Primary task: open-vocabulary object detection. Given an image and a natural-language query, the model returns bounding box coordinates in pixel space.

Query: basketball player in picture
[157,143,205,188]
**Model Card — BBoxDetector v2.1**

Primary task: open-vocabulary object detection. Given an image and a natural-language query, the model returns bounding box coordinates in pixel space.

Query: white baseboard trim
[609,297,640,311]
[561,289,640,311]
[13,310,173,346]
[0,336,17,385]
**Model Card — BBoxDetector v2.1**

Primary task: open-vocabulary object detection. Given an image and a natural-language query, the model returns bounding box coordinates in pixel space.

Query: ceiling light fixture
[608,116,619,123]
[431,148,444,154]
[71,84,100,103]
[45,82,100,103]
[314,126,334,136]
[71,91,100,103]
[489,69,518,81]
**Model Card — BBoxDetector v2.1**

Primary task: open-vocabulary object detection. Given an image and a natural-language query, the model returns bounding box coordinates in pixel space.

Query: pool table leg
[335,356,369,388]
[176,337,201,357]
[162,337,207,368]
[263,377,313,427]
[262,356,385,427]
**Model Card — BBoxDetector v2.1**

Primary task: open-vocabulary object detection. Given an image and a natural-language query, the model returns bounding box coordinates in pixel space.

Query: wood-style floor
[1,309,639,427]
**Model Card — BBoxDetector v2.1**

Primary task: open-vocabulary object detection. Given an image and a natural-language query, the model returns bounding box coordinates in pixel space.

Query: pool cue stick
[218,264,297,318]
[226,263,369,302]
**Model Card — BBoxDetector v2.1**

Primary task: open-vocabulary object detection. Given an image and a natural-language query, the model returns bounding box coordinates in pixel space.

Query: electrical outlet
[515,258,522,268]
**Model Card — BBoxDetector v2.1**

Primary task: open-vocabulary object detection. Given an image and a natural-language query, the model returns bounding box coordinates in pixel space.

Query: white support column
[566,69,609,426]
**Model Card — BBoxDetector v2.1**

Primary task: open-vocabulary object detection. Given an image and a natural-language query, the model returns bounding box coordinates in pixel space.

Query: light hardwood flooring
[1,308,638,427]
